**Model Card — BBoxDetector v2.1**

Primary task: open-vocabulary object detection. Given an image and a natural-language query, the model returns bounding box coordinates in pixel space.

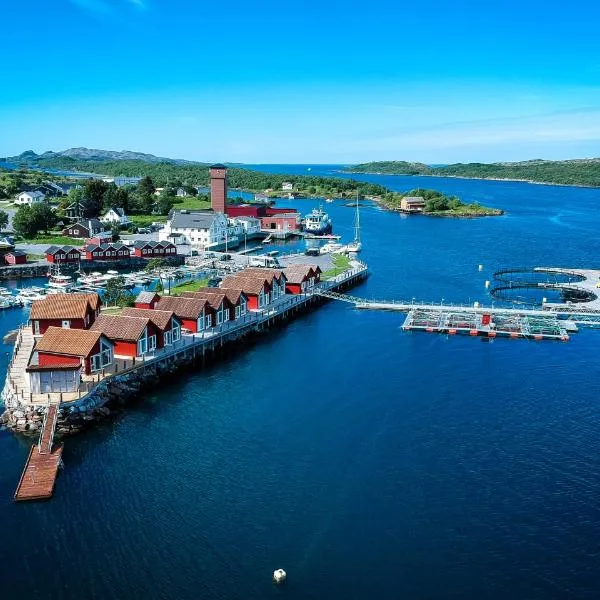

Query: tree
[104,276,135,307]
[157,188,176,215]
[110,222,121,242]
[0,209,8,231]
[183,184,197,196]
[13,203,58,238]
[83,179,109,217]
[138,176,156,197]
[31,203,57,234]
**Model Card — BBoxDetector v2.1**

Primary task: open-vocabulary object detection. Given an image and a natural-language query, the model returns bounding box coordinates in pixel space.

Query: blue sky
[2,0,600,163]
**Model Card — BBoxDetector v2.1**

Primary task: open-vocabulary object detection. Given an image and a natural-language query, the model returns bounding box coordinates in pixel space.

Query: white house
[100,207,132,227]
[281,182,294,191]
[176,187,188,197]
[229,216,262,238]
[159,209,237,249]
[15,191,45,205]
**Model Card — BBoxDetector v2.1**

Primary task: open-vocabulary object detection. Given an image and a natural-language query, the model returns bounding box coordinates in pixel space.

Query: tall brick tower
[210,164,228,213]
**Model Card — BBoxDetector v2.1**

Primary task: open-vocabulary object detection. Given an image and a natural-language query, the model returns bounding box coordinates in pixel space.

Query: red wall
[33,318,87,335]
[5,254,26,265]
[180,317,198,333]
[285,283,303,295]
[114,340,138,357]
[261,215,298,230]
[210,168,227,212]
[135,301,157,310]
[38,353,80,368]
[226,205,265,218]
[266,207,299,215]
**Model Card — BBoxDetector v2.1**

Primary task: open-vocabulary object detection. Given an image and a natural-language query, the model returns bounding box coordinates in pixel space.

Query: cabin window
[164,330,172,346]
[91,354,102,372]
[172,322,181,341]
[137,332,148,355]
[148,335,157,352]
[62,320,70,329]
[33,320,40,335]
[217,308,224,325]
[240,299,247,315]
[235,305,240,319]
[100,340,112,366]
[205,313,212,328]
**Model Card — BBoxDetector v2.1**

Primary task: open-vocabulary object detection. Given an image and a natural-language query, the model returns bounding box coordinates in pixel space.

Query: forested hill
[29,157,391,198]
[345,158,600,187]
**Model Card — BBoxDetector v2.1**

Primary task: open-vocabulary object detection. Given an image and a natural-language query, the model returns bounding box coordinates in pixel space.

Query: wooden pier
[14,403,62,502]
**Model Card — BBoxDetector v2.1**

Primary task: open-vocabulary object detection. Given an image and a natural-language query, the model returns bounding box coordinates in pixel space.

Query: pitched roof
[90,314,150,341]
[180,290,231,309]
[402,196,425,203]
[220,274,270,295]
[156,296,209,319]
[182,286,246,305]
[121,307,176,330]
[30,293,99,320]
[284,264,317,284]
[239,267,287,283]
[135,291,160,304]
[170,210,219,230]
[19,190,44,198]
[35,327,104,357]
[46,245,81,255]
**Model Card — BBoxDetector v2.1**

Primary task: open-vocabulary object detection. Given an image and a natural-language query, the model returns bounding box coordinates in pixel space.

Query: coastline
[341,170,600,189]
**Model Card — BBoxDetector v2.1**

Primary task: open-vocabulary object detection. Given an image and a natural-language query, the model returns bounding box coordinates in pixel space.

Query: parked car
[137,227,150,234]
[305,248,320,256]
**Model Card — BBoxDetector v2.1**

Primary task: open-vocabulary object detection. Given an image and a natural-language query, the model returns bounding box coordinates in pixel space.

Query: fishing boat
[320,241,344,254]
[345,191,362,253]
[16,288,47,304]
[304,207,332,235]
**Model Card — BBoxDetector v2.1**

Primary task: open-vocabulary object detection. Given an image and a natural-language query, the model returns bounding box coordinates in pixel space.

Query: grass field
[20,234,82,246]
[170,278,210,295]
[321,254,351,279]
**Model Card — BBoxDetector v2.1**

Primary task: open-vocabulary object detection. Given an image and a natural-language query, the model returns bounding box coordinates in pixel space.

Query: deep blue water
[2,170,600,599]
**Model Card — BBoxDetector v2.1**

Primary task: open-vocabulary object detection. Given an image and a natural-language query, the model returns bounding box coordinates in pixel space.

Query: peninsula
[344,158,600,188]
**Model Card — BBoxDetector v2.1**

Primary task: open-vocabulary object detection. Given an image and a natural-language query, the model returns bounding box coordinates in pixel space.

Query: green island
[380,188,502,217]
[344,158,600,187]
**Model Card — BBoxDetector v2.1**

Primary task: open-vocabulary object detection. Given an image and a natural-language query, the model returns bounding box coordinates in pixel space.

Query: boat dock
[14,402,62,501]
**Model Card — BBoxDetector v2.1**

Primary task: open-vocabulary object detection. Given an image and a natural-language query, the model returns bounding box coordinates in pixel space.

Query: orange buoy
[469,329,478,336]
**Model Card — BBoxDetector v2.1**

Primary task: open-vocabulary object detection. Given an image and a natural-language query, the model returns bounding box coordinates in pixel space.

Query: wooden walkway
[14,404,62,502]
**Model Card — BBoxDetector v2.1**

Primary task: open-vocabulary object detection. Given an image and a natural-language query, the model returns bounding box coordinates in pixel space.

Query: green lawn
[171,197,211,211]
[170,278,210,295]
[129,214,168,227]
[26,253,46,262]
[321,254,351,280]
[20,234,83,246]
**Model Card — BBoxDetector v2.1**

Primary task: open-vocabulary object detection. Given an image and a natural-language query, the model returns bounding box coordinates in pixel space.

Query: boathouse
[182,288,248,320]
[180,290,234,325]
[399,196,426,213]
[155,296,211,332]
[121,307,182,348]
[45,246,82,264]
[27,327,114,393]
[135,291,160,310]
[83,242,131,261]
[242,268,287,301]
[133,240,177,258]
[30,293,102,336]
[91,314,159,358]
[261,213,300,232]
[283,264,322,294]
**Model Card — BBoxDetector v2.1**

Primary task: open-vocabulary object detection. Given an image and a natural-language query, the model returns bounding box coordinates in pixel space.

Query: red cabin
[283,264,322,294]
[180,290,235,325]
[220,274,272,311]
[30,293,102,336]
[135,291,161,310]
[27,327,114,393]
[182,288,248,320]
[91,314,159,358]
[133,240,177,258]
[121,307,182,348]
[261,213,299,232]
[84,242,131,261]
[155,296,212,333]
[45,245,82,264]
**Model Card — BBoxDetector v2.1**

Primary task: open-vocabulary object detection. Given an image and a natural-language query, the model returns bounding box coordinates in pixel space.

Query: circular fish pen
[490,283,596,306]
[493,267,585,285]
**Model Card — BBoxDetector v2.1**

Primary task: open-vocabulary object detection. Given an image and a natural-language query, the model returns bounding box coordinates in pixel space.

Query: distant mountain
[3,147,201,165]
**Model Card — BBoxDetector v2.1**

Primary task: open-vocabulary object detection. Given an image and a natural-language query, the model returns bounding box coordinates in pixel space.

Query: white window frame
[33,320,40,335]
[148,334,157,352]
[164,330,173,346]
[62,320,70,329]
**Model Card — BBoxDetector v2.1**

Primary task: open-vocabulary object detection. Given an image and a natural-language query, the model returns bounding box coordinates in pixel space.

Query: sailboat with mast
[346,191,362,253]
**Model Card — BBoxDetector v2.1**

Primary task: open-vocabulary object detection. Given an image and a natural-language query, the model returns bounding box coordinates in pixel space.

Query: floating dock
[401,308,572,341]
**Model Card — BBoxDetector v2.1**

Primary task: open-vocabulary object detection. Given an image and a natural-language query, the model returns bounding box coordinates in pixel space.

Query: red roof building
[261,213,300,233]
[30,293,102,336]
[283,264,322,294]
[27,327,114,393]
[182,287,248,320]
[155,296,212,333]
[121,307,182,348]
[220,269,286,311]
[180,290,235,325]
[133,240,177,258]
[135,291,161,310]
[90,314,159,358]
[83,242,131,261]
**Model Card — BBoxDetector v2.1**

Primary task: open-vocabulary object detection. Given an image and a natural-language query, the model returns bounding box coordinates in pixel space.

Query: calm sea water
[2,168,600,599]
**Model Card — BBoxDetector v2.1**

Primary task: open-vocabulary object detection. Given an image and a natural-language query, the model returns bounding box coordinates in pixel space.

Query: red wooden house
[30,293,102,336]
[220,273,272,311]
[235,267,287,302]
[182,288,248,320]
[27,327,114,393]
[155,296,211,332]
[83,242,131,261]
[180,290,235,325]
[133,240,177,258]
[121,307,182,348]
[261,213,300,232]
[45,245,82,264]
[283,264,322,294]
[91,314,159,358]
[135,291,161,309]
[4,250,27,265]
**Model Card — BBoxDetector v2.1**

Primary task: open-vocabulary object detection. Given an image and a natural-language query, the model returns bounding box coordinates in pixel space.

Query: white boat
[304,207,332,235]
[320,241,344,254]
[17,288,47,304]
[48,274,75,290]
[346,191,362,253]
[325,198,334,203]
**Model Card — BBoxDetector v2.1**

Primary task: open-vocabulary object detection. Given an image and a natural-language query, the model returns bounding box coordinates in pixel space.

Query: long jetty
[6,260,369,502]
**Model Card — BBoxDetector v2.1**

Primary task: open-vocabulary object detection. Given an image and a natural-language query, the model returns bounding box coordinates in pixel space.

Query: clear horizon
[2,0,600,163]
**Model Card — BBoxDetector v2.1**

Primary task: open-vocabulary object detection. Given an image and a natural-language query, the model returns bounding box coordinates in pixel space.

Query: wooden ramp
[15,404,63,502]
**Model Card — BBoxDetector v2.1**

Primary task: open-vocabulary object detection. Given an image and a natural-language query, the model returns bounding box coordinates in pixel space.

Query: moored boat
[303,207,332,235]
